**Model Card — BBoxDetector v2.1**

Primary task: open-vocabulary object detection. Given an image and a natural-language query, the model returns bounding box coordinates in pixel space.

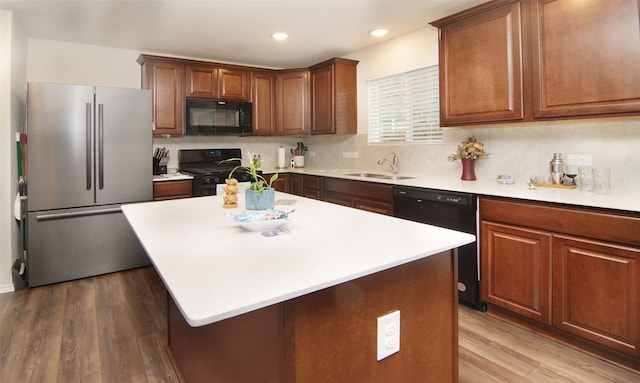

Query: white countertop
[122,193,475,327]
[279,168,640,213]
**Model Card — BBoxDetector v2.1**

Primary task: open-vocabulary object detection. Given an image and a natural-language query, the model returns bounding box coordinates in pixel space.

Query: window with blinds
[368,65,441,144]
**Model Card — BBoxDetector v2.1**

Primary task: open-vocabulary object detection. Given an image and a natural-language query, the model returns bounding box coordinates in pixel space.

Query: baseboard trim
[0,283,16,294]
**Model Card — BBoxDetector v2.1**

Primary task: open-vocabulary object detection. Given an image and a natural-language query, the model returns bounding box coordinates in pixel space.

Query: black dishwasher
[393,186,486,311]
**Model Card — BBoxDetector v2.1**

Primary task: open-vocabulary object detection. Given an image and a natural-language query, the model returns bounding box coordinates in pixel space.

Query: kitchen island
[122,192,475,382]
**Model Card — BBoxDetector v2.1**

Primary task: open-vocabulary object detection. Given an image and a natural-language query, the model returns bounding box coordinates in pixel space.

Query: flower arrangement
[227,152,278,194]
[447,136,489,161]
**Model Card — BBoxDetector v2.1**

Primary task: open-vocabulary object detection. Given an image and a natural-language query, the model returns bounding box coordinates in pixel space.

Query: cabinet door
[531,0,640,118]
[311,64,334,134]
[266,173,289,193]
[185,64,218,98]
[481,221,552,324]
[323,191,354,208]
[553,236,639,356]
[218,68,250,101]
[290,174,303,196]
[310,58,358,135]
[276,71,310,135]
[251,71,277,135]
[354,198,393,216]
[436,1,525,125]
[141,59,184,137]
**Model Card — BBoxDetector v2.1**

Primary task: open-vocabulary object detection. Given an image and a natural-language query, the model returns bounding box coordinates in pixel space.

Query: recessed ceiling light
[370,29,389,37]
[272,32,289,41]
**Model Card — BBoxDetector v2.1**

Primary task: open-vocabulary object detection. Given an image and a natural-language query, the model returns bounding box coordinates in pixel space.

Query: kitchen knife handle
[98,103,104,189]
[85,103,92,190]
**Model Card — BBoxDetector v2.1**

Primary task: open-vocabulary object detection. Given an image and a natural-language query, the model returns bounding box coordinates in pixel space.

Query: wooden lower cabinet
[290,174,302,196]
[168,250,459,383]
[480,197,640,362]
[553,236,639,356]
[153,180,192,201]
[267,172,290,193]
[481,222,552,324]
[301,175,321,200]
[284,174,393,215]
[322,177,393,216]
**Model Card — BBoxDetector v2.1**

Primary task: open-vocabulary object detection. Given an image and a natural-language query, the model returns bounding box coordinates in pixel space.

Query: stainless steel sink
[343,172,415,180]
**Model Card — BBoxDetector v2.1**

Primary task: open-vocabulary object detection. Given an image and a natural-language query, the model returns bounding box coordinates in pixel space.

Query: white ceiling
[1,0,485,68]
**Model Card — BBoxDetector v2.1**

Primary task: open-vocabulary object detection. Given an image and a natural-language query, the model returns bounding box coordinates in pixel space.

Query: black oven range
[178,148,257,197]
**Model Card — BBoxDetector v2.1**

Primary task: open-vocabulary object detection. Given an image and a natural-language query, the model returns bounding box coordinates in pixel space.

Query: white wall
[27,39,142,88]
[0,10,28,292]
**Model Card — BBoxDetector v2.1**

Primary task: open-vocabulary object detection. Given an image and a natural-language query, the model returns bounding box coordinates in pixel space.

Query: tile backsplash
[154,117,640,191]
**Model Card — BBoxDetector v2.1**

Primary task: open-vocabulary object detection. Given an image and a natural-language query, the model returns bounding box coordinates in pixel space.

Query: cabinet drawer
[153,180,192,201]
[480,197,640,247]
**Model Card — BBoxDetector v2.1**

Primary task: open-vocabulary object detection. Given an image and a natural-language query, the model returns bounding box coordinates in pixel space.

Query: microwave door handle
[85,103,92,190]
[98,103,104,189]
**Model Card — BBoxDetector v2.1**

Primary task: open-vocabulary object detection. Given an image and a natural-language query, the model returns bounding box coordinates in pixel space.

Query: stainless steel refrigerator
[26,82,152,287]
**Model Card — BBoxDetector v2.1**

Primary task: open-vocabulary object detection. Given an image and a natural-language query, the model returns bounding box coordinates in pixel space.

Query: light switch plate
[377,310,400,361]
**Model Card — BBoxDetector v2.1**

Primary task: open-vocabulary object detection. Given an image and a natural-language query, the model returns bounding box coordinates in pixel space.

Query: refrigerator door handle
[98,103,105,189]
[85,103,92,190]
[35,207,122,221]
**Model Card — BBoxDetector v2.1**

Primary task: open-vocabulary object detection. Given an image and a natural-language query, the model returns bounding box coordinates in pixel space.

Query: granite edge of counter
[265,168,640,213]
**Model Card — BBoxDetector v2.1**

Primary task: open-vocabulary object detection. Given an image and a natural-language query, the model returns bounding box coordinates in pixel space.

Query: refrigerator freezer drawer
[27,205,150,287]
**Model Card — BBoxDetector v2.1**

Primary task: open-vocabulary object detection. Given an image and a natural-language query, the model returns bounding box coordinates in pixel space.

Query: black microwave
[185,98,253,135]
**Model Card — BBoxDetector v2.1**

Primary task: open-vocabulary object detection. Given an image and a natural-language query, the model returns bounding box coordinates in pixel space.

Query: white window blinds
[368,65,441,144]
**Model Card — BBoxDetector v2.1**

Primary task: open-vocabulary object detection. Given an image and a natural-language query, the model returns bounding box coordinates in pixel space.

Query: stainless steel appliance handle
[36,207,122,221]
[98,103,104,189]
[85,103,92,190]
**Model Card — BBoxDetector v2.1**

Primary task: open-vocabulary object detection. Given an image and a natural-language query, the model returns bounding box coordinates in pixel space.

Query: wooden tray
[533,183,576,189]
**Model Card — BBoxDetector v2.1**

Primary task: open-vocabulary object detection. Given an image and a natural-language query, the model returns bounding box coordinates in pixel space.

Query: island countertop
[122,192,475,327]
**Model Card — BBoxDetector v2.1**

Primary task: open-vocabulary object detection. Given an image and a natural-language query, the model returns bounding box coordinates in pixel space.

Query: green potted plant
[447,136,489,180]
[228,152,278,210]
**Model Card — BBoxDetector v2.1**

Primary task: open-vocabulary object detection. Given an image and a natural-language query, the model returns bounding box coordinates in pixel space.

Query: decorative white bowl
[233,209,288,232]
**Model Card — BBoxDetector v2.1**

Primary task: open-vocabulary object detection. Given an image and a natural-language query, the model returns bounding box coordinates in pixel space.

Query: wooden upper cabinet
[531,0,640,118]
[218,68,250,101]
[185,64,218,98]
[276,70,310,136]
[139,55,356,136]
[431,0,640,126]
[309,58,358,135]
[250,70,277,135]
[138,55,185,137]
[432,1,525,126]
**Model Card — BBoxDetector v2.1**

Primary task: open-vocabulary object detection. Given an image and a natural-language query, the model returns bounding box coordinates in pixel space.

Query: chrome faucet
[378,152,399,174]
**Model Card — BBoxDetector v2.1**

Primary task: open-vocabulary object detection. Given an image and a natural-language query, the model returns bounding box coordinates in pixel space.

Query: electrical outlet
[377,310,400,361]
[566,154,592,166]
[342,151,359,158]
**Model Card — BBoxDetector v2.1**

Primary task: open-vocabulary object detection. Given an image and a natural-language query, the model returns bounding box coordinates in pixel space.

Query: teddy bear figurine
[222,178,239,209]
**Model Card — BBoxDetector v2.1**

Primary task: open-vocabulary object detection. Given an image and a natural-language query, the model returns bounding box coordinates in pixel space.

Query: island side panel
[166,249,458,383]
[168,299,284,383]
[286,249,458,382]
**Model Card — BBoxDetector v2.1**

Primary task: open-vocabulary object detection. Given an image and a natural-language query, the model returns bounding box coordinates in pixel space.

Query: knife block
[153,157,168,175]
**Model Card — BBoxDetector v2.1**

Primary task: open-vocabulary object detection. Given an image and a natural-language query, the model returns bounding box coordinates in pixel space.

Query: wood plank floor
[0,266,638,382]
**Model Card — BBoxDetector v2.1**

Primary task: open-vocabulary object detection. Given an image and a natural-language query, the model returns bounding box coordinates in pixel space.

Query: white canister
[293,156,305,168]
